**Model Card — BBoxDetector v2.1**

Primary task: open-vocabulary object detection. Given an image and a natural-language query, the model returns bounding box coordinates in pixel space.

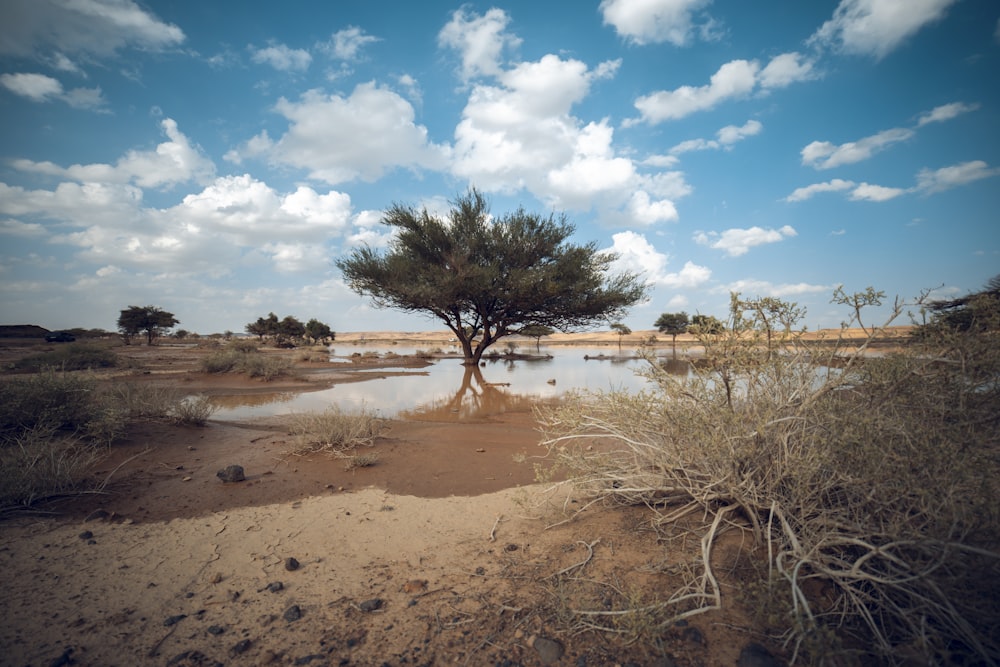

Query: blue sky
[1,0,997,335]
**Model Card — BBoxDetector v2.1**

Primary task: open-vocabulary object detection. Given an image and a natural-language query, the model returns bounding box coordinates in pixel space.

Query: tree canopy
[117,305,178,345]
[336,189,647,364]
[655,311,689,351]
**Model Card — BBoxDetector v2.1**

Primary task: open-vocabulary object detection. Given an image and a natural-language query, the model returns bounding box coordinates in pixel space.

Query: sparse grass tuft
[342,452,379,470]
[169,394,216,426]
[288,406,386,455]
[200,347,291,380]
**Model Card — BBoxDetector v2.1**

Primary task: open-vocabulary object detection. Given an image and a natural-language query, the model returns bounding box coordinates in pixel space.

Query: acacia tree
[520,324,554,352]
[305,318,334,342]
[117,305,179,345]
[337,189,647,364]
[610,322,631,351]
[654,311,689,352]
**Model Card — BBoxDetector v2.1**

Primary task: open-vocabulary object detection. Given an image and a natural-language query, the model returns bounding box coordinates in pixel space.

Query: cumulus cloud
[809,0,958,59]
[801,127,913,169]
[916,101,979,126]
[599,0,714,47]
[323,26,380,61]
[849,183,905,201]
[13,118,215,188]
[695,225,797,256]
[784,178,856,202]
[627,52,811,125]
[251,83,449,184]
[915,160,1000,194]
[671,119,762,154]
[0,72,108,110]
[250,42,312,71]
[438,7,522,81]
[605,231,711,287]
[0,0,184,59]
[719,279,832,298]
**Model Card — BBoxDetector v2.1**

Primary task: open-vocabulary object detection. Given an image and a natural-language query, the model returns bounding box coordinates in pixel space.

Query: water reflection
[209,345,660,422]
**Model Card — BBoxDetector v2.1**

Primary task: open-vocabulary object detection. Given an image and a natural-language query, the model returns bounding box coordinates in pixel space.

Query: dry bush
[169,394,217,426]
[0,424,108,508]
[537,289,1000,665]
[287,406,387,455]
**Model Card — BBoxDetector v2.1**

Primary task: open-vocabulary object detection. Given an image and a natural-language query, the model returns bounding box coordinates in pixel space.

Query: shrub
[288,406,386,454]
[200,349,242,373]
[537,289,1000,665]
[200,348,290,380]
[170,394,216,426]
[0,425,108,507]
[10,342,117,372]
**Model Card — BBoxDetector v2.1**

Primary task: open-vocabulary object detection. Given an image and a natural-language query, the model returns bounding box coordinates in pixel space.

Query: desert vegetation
[537,285,999,665]
[200,341,292,380]
[0,370,215,509]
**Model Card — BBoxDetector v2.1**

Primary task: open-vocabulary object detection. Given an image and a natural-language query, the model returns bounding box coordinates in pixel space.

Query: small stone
[206,625,225,635]
[163,614,187,627]
[78,531,93,540]
[216,465,245,483]
[266,581,284,593]
[283,605,302,622]
[358,598,383,612]
[182,476,192,482]
[532,636,565,665]
[229,639,252,656]
[284,557,300,571]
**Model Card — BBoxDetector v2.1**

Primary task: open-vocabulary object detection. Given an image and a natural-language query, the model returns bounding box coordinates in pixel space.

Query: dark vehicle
[45,332,76,343]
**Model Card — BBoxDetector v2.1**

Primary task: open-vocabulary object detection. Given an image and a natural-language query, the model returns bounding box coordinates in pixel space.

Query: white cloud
[438,7,522,81]
[628,59,759,124]
[915,160,1000,194]
[758,52,817,89]
[801,127,913,169]
[323,26,380,61]
[784,178,856,202]
[809,0,958,59]
[599,0,713,46]
[916,101,979,126]
[671,119,762,154]
[695,225,797,256]
[262,83,450,184]
[0,72,108,110]
[0,218,47,237]
[849,183,905,201]
[605,231,711,287]
[251,43,312,71]
[0,0,184,58]
[720,279,832,298]
[0,72,62,101]
[13,118,215,188]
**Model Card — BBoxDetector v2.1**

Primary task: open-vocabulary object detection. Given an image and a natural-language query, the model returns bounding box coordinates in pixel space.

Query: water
[209,345,678,422]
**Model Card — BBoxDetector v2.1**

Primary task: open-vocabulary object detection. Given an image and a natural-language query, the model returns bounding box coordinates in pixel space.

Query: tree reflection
[399,363,534,421]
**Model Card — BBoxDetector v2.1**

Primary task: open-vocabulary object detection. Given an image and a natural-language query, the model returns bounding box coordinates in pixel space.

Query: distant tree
[246,312,279,340]
[173,329,189,339]
[690,314,725,334]
[305,318,333,342]
[278,315,305,338]
[655,311,689,352]
[519,324,555,352]
[337,188,647,364]
[610,322,631,351]
[117,305,179,345]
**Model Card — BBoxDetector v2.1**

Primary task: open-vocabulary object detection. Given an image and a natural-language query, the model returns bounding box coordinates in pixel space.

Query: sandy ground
[0,332,865,666]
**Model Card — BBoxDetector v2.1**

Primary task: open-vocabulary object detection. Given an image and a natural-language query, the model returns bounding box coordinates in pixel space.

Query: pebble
[531,636,565,665]
[284,557,300,571]
[358,598,383,612]
[266,581,284,593]
[216,465,245,483]
[78,531,93,540]
[229,639,252,657]
[207,625,225,635]
[283,604,302,622]
[163,614,187,627]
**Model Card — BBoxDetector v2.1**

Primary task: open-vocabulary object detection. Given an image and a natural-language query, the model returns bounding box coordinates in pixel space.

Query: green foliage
[246,312,279,339]
[654,311,689,336]
[538,288,1000,665]
[304,318,333,341]
[688,314,724,334]
[10,342,117,372]
[117,305,179,345]
[337,188,647,364]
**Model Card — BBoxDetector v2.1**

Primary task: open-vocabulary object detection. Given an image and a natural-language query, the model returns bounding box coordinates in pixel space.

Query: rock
[78,531,93,540]
[738,642,784,667]
[531,636,565,665]
[207,625,225,635]
[164,614,187,627]
[358,598,383,612]
[284,557,300,571]
[266,581,284,593]
[283,604,302,622]
[216,465,245,483]
[229,639,252,657]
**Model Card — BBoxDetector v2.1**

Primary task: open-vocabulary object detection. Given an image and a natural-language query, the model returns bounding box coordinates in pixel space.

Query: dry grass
[287,405,387,455]
[536,290,1000,665]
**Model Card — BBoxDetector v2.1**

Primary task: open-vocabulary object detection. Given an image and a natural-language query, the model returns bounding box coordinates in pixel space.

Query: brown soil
[0,335,809,666]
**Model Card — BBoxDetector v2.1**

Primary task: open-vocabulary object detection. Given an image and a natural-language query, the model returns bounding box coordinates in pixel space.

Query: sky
[0,0,998,335]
